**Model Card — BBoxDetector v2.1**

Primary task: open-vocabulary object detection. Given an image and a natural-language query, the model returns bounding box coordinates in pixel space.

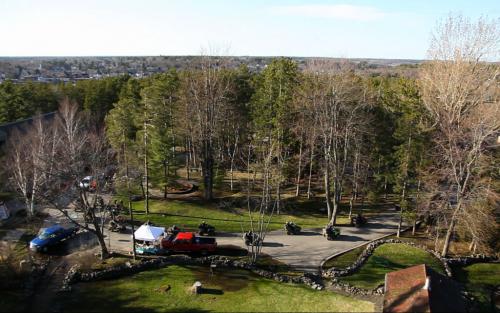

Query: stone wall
[61,243,498,297]
[321,239,453,278]
[61,255,325,291]
[445,255,498,267]
[321,239,499,281]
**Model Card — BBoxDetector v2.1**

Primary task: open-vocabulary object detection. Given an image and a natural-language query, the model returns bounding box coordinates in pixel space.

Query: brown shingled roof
[383,264,466,313]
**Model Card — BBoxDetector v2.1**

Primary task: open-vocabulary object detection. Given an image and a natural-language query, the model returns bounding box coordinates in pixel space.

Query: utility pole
[130,201,136,261]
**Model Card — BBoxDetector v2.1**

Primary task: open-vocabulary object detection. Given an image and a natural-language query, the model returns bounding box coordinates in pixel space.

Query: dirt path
[29,256,68,312]
[29,249,97,313]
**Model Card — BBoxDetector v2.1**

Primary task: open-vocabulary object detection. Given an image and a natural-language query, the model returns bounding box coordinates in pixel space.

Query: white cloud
[271,4,386,21]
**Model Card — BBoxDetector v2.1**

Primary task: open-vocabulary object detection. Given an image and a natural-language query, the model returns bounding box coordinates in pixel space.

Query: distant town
[0,56,421,83]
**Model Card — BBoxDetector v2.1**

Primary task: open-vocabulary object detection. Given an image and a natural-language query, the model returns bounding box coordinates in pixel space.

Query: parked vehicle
[108,220,126,232]
[284,221,301,235]
[350,213,367,227]
[198,221,215,236]
[29,225,78,252]
[79,176,97,191]
[243,231,262,246]
[322,224,341,241]
[135,245,162,255]
[161,232,217,255]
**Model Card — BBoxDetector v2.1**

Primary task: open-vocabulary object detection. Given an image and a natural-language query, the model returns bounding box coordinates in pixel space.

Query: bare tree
[246,139,277,264]
[38,100,114,258]
[305,61,369,224]
[6,116,50,218]
[183,52,233,200]
[420,14,500,256]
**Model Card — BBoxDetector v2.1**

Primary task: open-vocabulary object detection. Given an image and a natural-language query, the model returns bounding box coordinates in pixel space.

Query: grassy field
[62,265,374,312]
[452,262,500,312]
[322,245,366,269]
[124,197,354,233]
[339,243,445,290]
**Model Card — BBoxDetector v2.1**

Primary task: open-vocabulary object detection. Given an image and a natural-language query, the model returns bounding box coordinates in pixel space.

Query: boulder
[191,281,202,294]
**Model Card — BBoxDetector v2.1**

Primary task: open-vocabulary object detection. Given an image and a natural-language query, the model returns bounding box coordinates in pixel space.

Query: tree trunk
[397,181,406,238]
[324,162,332,221]
[229,134,238,191]
[92,222,109,259]
[164,161,168,199]
[186,138,191,180]
[413,179,421,236]
[441,218,456,257]
[129,201,136,261]
[383,176,388,200]
[330,181,340,225]
[96,234,109,260]
[230,162,234,191]
[397,205,403,237]
[144,156,149,215]
[469,238,476,252]
[434,223,441,252]
[276,182,281,215]
[202,140,214,201]
[139,179,145,198]
[307,147,314,199]
[348,195,354,220]
[295,139,303,197]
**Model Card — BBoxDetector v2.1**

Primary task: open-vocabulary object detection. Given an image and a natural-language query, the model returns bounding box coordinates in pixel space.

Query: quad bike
[108,219,126,233]
[350,213,367,227]
[243,231,262,246]
[322,224,341,240]
[198,221,216,236]
[284,221,301,235]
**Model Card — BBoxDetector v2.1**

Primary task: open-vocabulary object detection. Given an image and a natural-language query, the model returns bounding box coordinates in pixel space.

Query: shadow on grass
[200,288,224,295]
[165,309,211,313]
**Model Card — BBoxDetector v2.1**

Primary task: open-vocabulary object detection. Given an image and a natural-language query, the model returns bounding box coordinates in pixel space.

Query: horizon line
[0,55,425,62]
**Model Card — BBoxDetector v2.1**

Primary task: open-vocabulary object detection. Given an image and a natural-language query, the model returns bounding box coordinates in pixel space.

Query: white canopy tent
[134,225,165,242]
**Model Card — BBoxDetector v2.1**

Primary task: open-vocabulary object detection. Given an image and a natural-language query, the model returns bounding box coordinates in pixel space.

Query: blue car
[29,225,78,252]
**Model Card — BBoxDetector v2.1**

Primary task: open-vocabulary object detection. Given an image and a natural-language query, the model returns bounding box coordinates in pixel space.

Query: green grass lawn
[322,245,366,269]
[339,243,445,290]
[452,263,500,312]
[62,265,374,312]
[453,263,500,287]
[124,198,350,233]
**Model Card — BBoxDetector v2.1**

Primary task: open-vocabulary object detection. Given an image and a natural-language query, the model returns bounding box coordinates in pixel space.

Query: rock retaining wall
[321,239,453,278]
[322,239,499,280]
[445,255,498,267]
[60,243,498,298]
[61,255,325,291]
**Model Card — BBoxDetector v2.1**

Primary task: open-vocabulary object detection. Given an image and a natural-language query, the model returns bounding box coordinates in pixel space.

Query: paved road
[217,212,401,272]
[106,211,402,273]
[20,189,402,273]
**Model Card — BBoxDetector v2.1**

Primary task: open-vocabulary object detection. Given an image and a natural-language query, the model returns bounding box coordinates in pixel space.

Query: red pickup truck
[161,232,217,255]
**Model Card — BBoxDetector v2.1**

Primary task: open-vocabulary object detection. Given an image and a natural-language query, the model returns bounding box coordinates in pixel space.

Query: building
[383,264,466,313]
[0,112,56,147]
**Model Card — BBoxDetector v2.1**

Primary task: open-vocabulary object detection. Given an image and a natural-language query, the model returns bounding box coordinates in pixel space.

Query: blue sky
[1,0,498,59]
